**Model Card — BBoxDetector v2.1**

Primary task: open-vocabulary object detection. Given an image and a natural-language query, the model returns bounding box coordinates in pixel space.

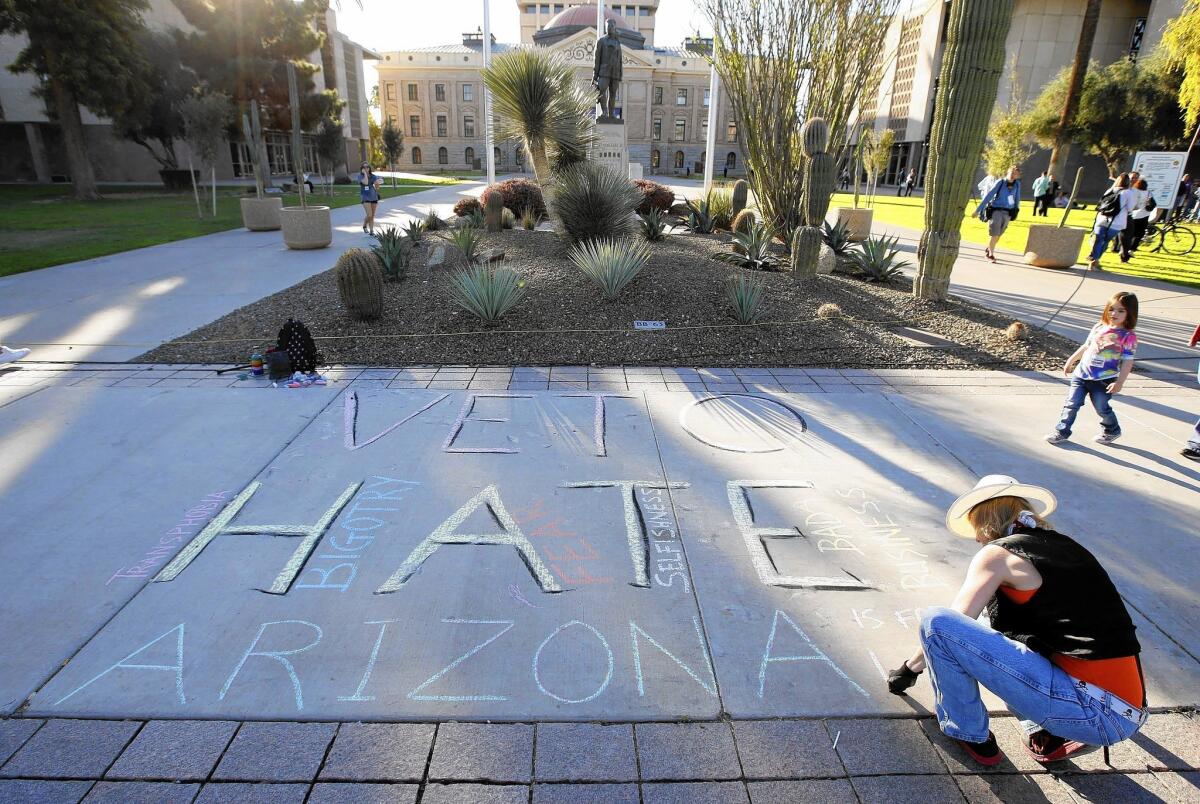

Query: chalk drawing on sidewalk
[343,391,450,451]
[678,394,808,453]
[532,620,614,703]
[758,609,869,699]
[407,618,516,702]
[54,623,186,706]
[219,620,323,711]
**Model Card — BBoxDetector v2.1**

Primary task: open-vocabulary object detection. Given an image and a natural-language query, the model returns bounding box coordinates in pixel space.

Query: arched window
[699,151,706,168]
[515,148,524,166]
[438,146,448,165]
[651,149,660,168]
[465,146,475,165]
[674,150,685,169]
[411,147,422,165]
[494,146,502,164]
[726,152,737,169]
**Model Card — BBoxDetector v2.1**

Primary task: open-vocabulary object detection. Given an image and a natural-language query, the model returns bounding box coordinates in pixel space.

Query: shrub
[706,188,734,229]
[445,225,482,265]
[519,206,543,230]
[731,208,756,235]
[453,196,482,217]
[371,225,411,282]
[820,219,853,256]
[568,237,651,300]
[816,302,842,319]
[449,262,526,323]
[725,273,766,324]
[491,178,546,217]
[848,235,911,283]
[715,223,780,271]
[682,197,717,234]
[633,179,675,214]
[402,218,425,244]
[424,211,449,231]
[335,248,384,321]
[550,162,641,244]
[638,208,672,242]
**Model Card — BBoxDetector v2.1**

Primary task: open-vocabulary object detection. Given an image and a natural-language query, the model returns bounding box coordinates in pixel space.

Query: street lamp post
[483,0,496,186]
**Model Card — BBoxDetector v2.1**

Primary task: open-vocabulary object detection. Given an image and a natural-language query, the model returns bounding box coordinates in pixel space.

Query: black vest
[987,527,1140,660]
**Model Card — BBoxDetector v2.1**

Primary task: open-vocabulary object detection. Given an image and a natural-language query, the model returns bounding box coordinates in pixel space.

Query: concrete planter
[1023,224,1086,269]
[240,197,282,231]
[836,207,873,241]
[281,206,332,250]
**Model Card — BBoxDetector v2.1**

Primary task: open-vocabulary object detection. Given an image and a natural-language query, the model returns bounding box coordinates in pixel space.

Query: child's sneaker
[1045,432,1068,444]
[1094,432,1121,445]
[1182,446,1200,462]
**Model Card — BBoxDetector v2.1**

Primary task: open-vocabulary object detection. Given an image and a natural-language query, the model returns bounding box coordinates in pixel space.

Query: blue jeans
[1055,377,1119,437]
[1089,227,1121,261]
[920,608,1143,746]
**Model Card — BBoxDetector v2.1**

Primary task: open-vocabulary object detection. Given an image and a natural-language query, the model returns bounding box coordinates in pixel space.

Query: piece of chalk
[832,730,841,750]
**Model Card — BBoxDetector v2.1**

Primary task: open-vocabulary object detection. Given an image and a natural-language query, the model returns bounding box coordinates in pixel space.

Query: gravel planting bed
[137,228,1076,369]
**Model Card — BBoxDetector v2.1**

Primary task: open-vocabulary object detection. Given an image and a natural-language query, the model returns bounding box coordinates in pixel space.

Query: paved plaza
[0,182,1198,802]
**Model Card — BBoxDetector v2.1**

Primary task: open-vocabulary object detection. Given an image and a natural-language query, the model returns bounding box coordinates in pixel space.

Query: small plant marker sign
[634,320,667,331]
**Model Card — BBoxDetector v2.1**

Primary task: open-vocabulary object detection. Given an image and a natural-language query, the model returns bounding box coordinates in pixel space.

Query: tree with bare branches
[699,0,898,240]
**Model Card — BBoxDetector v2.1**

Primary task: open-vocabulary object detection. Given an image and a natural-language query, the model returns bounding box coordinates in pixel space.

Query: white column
[596,0,605,35]
[483,0,496,185]
[703,64,720,192]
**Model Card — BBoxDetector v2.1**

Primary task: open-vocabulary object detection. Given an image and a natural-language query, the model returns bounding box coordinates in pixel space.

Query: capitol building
[376,1,747,177]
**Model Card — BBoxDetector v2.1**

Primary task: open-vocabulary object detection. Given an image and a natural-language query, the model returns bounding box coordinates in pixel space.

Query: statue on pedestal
[593,18,622,123]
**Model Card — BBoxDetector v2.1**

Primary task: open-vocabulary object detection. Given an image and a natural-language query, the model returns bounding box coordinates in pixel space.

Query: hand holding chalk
[886,661,921,696]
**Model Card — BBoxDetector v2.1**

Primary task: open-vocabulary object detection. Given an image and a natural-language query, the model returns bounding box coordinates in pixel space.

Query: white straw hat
[945,474,1057,539]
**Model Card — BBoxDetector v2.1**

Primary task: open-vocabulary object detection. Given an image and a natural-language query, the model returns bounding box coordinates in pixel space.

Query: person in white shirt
[1087,173,1135,272]
[1124,178,1155,257]
[1031,171,1051,216]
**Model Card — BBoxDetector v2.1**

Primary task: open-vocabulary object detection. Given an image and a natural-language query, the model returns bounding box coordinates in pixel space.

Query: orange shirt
[998,585,1144,706]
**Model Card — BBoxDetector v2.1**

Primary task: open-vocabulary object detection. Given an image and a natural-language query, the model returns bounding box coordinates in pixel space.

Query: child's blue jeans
[920,608,1144,746]
[1055,377,1119,437]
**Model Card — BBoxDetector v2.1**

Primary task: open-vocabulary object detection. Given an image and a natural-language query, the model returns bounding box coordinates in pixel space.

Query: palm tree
[482,48,595,186]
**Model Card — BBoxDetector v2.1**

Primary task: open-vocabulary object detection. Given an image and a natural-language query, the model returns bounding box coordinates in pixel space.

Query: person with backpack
[975,166,1021,263]
[1087,174,1134,272]
[1125,178,1156,255]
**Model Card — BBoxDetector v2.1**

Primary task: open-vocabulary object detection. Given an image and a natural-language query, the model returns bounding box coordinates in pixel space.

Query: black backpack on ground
[1097,189,1121,218]
[277,318,320,375]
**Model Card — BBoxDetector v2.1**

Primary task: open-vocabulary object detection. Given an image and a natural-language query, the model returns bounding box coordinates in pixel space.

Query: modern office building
[0,0,377,184]
[376,1,749,178]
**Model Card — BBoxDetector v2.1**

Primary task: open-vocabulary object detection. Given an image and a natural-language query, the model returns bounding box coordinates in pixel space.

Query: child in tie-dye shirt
[1046,292,1138,445]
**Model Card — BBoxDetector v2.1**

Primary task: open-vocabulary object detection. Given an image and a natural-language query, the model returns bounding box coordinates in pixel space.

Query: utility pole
[483,0,496,186]
[703,64,719,192]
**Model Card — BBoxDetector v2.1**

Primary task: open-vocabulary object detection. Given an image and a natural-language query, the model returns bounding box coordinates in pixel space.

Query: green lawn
[834,192,1200,290]
[0,178,454,277]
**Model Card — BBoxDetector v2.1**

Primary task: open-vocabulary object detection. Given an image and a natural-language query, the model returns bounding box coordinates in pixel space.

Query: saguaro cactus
[731,208,756,235]
[791,225,822,279]
[336,248,385,320]
[483,188,504,233]
[731,179,749,218]
[801,118,835,227]
[914,0,1014,300]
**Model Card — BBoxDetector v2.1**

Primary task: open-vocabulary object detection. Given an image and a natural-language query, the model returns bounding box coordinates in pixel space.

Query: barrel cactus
[801,117,835,227]
[791,225,822,279]
[731,179,749,218]
[731,208,756,235]
[335,248,384,321]
[914,0,1014,299]
[484,188,504,233]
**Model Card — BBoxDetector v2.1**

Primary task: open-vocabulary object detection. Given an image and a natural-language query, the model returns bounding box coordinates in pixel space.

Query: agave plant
[449,262,526,323]
[402,218,425,244]
[519,206,543,230]
[682,197,716,234]
[549,162,641,244]
[638,208,673,242]
[463,207,485,229]
[424,210,449,231]
[715,223,780,271]
[568,238,651,301]
[444,224,482,266]
[848,235,912,283]
[820,219,853,256]
[482,48,596,186]
[725,273,767,324]
[371,225,411,282]
[705,188,734,230]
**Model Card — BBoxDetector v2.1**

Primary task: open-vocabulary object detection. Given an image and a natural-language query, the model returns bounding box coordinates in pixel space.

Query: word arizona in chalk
[51,608,867,711]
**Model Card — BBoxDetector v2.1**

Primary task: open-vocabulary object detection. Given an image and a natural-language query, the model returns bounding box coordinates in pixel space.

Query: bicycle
[1141,218,1197,256]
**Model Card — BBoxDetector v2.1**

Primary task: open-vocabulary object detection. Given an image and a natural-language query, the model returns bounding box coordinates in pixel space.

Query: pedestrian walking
[356,161,383,234]
[0,345,31,365]
[1173,174,1192,221]
[839,167,850,191]
[1182,325,1200,462]
[1125,178,1156,255]
[975,166,1021,263]
[1087,174,1134,271]
[886,474,1147,767]
[902,168,916,197]
[1045,291,1138,446]
[1032,171,1051,217]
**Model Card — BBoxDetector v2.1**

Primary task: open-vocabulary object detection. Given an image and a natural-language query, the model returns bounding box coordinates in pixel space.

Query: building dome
[543,5,631,32]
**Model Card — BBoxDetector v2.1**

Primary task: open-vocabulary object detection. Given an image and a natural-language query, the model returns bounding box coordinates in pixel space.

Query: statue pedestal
[593,120,628,176]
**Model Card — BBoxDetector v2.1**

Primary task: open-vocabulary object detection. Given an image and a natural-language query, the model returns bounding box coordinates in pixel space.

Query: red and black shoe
[1024,729,1098,763]
[952,731,1004,767]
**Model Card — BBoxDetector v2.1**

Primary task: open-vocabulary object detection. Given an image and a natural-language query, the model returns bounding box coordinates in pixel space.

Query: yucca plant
[725,273,767,324]
[820,219,853,256]
[519,206,543,230]
[444,224,482,266]
[482,48,597,186]
[424,211,449,231]
[848,235,912,283]
[568,238,651,301]
[715,223,780,271]
[461,207,484,229]
[402,218,425,244]
[706,188,734,230]
[549,162,641,245]
[449,262,526,323]
[371,225,411,282]
[638,208,673,242]
[682,197,717,234]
